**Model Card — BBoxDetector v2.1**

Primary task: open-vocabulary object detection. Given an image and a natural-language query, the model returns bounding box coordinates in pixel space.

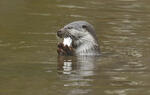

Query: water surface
[0,0,150,95]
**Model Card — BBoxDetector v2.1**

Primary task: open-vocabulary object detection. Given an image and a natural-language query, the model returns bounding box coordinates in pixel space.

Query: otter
[57,21,100,56]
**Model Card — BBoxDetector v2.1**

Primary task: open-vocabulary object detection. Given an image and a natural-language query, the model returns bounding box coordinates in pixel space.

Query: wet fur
[57,21,100,56]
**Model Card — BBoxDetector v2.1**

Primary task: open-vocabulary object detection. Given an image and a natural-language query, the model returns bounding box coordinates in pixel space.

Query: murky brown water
[0,0,150,95]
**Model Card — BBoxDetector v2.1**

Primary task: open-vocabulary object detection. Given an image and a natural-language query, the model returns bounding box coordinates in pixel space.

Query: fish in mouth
[57,21,100,56]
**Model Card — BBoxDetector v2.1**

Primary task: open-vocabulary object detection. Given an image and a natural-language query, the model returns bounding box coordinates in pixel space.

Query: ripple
[0,40,11,47]
[127,48,143,58]
[23,32,56,35]
[64,81,91,87]
[0,43,11,47]
[119,3,141,9]
[111,76,127,81]
[45,70,52,73]
[118,0,137,1]
[27,13,51,16]
[127,81,144,86]
[57,5,86,9]
[89,1,104,5]
[68,89,91,95]
[12,45,37,49]
[105,89,135,95]
[70,14,86,18]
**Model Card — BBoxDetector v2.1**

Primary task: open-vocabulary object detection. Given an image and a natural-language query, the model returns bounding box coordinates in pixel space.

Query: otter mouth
[63,37,72,46]
[57,30,73,47]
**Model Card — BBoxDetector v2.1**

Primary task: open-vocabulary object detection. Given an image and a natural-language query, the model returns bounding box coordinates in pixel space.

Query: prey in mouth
[57,21,100,56]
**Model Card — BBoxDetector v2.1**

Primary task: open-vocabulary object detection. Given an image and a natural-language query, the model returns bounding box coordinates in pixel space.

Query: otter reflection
[57,56,77,74]
[57,56,99,94]
[57,56,98,75]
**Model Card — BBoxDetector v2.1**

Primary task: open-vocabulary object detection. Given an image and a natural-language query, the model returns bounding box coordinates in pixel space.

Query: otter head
[57,21,100,55]
[57,21,98,44]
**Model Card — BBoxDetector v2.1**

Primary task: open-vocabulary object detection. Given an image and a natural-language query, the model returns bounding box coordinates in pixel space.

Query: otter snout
[57,27,67,38]
[57,30,63,38]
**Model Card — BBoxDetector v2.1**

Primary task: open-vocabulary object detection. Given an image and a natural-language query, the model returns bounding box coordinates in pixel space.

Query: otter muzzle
[57,30,63,38]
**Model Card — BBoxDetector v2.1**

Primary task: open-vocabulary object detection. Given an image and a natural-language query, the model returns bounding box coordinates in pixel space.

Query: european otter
[57,21,100,56]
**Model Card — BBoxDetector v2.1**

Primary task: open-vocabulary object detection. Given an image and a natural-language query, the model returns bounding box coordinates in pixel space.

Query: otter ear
[82,25,87,29]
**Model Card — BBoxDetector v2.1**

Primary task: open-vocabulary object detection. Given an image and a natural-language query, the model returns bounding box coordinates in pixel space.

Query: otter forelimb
[57,43,74,56]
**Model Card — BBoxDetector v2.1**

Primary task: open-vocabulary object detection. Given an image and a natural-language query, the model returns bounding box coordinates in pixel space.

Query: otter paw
[57,43,74,56]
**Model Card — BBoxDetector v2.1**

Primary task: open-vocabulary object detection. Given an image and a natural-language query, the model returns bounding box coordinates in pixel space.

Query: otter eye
[82,25,87,28]
[67,27,73,29]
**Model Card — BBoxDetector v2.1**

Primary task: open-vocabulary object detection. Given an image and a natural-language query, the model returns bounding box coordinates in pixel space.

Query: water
[0,0,150,95]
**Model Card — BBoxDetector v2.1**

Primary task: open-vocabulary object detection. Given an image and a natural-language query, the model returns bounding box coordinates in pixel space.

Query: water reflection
[57,54,149,95]
[57,56,99,94]
[57,5,86,9]
[57,56,76,75]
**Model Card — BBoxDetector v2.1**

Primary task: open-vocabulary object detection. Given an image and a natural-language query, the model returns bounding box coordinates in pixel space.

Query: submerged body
[57,21,100,56]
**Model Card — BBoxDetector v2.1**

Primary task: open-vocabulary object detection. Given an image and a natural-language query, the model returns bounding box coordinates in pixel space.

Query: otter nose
[57,30,62,38]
